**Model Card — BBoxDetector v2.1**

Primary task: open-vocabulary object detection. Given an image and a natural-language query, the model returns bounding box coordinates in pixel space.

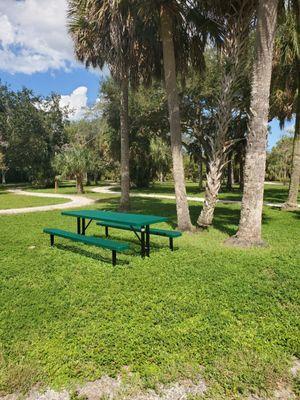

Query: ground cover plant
[0,192,299,399]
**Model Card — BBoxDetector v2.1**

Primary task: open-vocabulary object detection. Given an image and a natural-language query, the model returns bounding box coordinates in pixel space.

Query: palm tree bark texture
[160,4,193,231]
[197,0,254,228]
[228,0,279,246]
[119,73,130,211]
[283,1,300,210]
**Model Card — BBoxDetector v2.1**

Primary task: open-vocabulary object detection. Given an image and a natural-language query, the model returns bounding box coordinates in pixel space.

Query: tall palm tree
[228,0,279,246]
[135,0,218,231]
[280,0,300,210]
[195,0,256,228]
[159,3,193,230]
[67,0,160,210]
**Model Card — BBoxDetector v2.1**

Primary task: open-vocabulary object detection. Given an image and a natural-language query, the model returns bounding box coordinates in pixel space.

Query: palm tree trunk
[283,15,300,210]
[54,176,59,193]
[160,5,192,231]
[197,160,222,227]
[119,74,130,211]
[227,152,234,191]
[2,170,6,184]
[76,174,84,194]
[228,0,278,246]
[198,161,203,190]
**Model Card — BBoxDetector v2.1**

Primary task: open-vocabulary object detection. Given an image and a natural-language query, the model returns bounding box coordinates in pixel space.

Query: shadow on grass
[291,210,300,220]
[92,195,273,237]
[56,243,130,266]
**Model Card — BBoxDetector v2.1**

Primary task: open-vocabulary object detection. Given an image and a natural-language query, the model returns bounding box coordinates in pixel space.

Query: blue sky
[0,0,295,146]
[0,68,102,106]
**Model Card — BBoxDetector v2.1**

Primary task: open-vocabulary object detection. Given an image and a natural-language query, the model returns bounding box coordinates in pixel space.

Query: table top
[61,210,168,227]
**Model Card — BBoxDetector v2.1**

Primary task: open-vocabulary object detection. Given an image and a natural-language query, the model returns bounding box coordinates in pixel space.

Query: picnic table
[61,210,168,257]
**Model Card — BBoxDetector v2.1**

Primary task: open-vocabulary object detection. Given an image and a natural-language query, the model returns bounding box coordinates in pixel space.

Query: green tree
[195,0,255,228]
[0,84,67,185]
[67,0,160,210]
[271,1,300,210]
[228,0,279,246]
[53,144,92,194]
[100,78,171,188]
[266,133,293,184]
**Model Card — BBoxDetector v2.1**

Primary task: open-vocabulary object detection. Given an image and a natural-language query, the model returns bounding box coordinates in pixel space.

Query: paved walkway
[91,185,299,209]
[0,189,95,215]
[0,185,299,215]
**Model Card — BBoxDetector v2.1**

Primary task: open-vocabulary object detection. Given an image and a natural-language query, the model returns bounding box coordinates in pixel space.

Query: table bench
[96,221,182,251]
[61,210,170,257]
[43,228,129,266]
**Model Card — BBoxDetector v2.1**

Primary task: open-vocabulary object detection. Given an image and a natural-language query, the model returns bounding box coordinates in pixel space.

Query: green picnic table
[61,210,168,257]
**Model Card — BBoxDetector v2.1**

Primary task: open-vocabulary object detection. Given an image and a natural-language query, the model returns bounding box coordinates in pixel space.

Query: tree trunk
[160,5,192,231]
[119,74,130,211]
[2,170,6,184]
[283,9,300,210]
[76,174,84,194]
[239,152,244,190]
[198,161,203,190]
[54,176,59,193]
[226,152,234,191]
[228,0,278,246]
[197,159,222,227]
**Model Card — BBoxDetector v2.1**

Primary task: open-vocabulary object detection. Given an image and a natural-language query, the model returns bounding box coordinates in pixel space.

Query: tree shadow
[91,195,273,237]
[55,243,130,266]
[291,210,300,220]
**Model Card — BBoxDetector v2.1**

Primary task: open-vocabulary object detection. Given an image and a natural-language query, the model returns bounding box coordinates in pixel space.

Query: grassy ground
[0,189,299,399]
[25,180,300,205]
[0,188,69,210]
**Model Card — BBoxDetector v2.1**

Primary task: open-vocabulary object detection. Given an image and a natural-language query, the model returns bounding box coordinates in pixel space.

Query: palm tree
[279,0,300,210]
[196,0,255,228]
[227,0,279,246]
[67,0,160,210]
[135,0,219,231]
[159,3,193,230]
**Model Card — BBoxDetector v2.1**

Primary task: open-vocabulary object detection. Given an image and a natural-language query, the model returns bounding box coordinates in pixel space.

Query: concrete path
[0,189,95,215]
[0,185,299,215]
[91,185,300,209]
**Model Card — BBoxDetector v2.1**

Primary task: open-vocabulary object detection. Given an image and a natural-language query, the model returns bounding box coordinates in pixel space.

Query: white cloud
[60,86,88,121]
[0,0,109,76]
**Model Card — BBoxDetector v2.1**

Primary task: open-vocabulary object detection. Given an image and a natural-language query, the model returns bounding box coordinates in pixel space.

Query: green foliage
[0,193,299,398]
[0,83,67,185]
[100,79,171,187]
[266,134,293,183]
[53,145,92,188]
[64,117,115,182]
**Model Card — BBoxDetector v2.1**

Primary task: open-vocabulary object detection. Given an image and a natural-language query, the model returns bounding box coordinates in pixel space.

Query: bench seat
[43,228,129,265]
[96,222,182,250]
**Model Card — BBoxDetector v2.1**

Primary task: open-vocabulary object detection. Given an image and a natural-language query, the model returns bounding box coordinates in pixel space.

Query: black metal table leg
[112,250,116,266]
[77,217,81,234]
[82,218,86,235]
[50,234,54,247]
[146,225,150,257]
[141,227,145,258]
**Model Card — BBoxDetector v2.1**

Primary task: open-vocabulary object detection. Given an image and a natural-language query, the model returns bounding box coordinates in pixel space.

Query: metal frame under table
[61,210,168,257]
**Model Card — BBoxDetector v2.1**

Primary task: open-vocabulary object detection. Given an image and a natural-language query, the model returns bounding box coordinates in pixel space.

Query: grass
[25,180,300,205]
[0,188,299,399]
[0,189,69,210]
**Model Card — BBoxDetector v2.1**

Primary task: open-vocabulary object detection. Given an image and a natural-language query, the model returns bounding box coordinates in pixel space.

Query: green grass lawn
[24,180,300,205]
[0,192,299,399]
[0,190,69,210]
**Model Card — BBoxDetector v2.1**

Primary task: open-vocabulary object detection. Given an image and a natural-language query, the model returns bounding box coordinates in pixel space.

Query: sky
[0,0,295,145]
